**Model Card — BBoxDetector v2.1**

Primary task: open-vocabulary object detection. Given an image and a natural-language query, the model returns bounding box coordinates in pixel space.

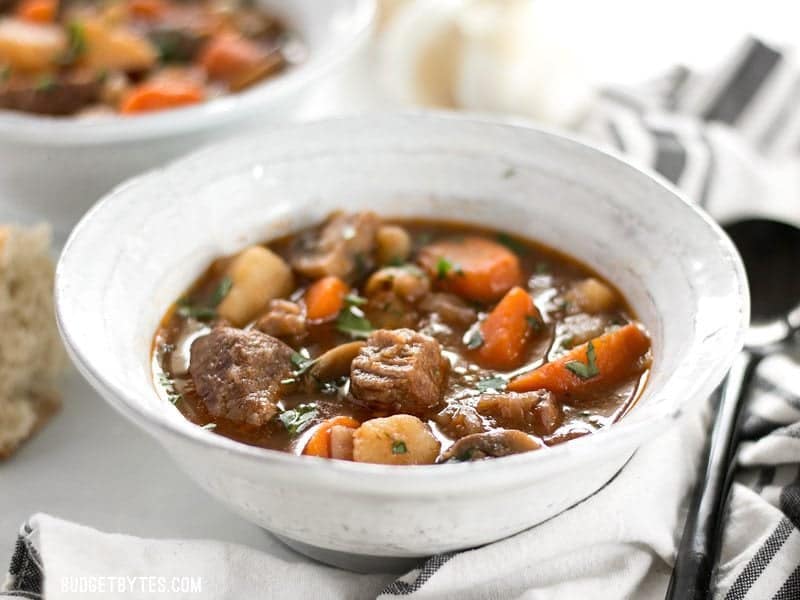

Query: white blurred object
[378,0,594,127]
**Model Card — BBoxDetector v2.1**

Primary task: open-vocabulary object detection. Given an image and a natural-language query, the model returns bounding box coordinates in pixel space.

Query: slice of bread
[0,224,66,459]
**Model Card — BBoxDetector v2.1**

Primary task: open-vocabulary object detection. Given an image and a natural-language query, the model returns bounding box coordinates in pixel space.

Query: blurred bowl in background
[0,0,374,241]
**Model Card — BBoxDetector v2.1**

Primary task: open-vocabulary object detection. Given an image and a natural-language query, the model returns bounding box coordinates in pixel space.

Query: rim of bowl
[0,0,375,146]
[55,111,749,490]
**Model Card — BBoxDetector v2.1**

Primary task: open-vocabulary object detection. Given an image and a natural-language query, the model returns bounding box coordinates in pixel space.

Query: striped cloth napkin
[3,38,800,600]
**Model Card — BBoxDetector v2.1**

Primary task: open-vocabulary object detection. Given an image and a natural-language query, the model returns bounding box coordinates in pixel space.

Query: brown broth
[152,217,651,459]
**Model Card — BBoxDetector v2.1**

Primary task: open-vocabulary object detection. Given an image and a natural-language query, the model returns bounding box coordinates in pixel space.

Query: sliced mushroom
[439,429,540,462]
[365,265,430,303]
[308,341,365,382]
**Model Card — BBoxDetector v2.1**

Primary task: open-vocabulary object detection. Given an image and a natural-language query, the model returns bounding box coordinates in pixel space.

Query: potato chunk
[79,19,158,72]
[353,415,440,465]
[0,19,65,72]
[565,277,618,314]
[217,246,294,327]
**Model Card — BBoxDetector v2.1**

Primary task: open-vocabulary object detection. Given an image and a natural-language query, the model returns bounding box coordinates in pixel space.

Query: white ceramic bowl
[0,0,374,241]
[55,113,748,572]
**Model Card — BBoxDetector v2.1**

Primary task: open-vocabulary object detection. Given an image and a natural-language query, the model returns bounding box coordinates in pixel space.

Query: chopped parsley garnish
[476,376,507,393]
[391,440,408,455]
[336,307,373,339]
[435,257,463,280]
[211,276,233,306]
[278,403,318,435]
[290,351,317,376]
[201,423,217,431]
[565,341,599,380]
[464,329,484,350]
[496,233,525,254]
[344,293,367,307]
[176,276,233,321]
[0,65,9,83]
[59,22,86,66]
[526,315,544,333]
[535,262,550,274]
[158,372,182,405]
[35,74,55,92]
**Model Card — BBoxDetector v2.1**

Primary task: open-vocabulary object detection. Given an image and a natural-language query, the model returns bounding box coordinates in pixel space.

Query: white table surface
[1,0,797,573]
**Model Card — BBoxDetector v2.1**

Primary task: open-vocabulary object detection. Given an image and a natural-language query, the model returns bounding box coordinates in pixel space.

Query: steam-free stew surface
[153,212,652,465]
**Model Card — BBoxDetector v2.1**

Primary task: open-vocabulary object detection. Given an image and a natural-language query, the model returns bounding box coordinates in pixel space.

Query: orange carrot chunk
[199,33,266,82]
[129,0,168,20]
[120,79,205,114]
[303,416,360,458]
[418,236,521,303]
[304,276,349,322]
[17,0,57,23]
[508,323,650,397]
[476,286,543,370]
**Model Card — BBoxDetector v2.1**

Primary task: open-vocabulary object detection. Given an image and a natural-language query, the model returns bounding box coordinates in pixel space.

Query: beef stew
[153,212,652,465]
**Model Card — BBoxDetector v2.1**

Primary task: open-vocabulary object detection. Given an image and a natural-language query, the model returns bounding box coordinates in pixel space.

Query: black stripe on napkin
[722,518,794,600]
[381,553,457,595]
[759,75,800,150]
[772,565,800,600]
[651,129,687,185]
[703,39,782,125]
[0,524,42,599]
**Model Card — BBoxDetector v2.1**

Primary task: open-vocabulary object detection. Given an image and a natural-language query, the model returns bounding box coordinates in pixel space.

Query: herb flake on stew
[59,22,87,66]
[344,293,367,307]
[158,372,183,405]
[435,257,464,280]
[279,403,318,436]
[391,440,408,455]
[336,307,373,339]
[565,341,599,380]
[476,376,507,393]
[464,329,484,350]
[290,351,318,376]
[177,276,233,321]
[35,74,55,92]
[526,315,544,332]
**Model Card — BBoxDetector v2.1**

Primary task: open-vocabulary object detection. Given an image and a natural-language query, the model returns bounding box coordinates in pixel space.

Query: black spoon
[667,218,800,599]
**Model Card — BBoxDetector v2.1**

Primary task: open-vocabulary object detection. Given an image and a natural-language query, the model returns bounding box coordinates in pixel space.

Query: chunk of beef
[419,292,477,327]
[0,0,14,14]
[433,404,486,440]
[291,212,380,282]
[254,299,306,342]
[350,328,449,416]
[0,70,101,115]
[439,429,540,462]
[189,326,294,427]
[476,390,562,437]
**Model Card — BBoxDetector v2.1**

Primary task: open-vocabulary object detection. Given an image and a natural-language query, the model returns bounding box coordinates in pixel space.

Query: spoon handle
[666,350,759,599]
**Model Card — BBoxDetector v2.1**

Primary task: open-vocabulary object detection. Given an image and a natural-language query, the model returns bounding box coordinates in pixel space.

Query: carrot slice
[120,79,205,114]
[476,286,542,370]
[507,323,651,398]
[418,236,521,303]
[199,33,266,82]
[304,276,349,322]
[303,416,360,458]
[17,0,57,23]
[129,0,168,20]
